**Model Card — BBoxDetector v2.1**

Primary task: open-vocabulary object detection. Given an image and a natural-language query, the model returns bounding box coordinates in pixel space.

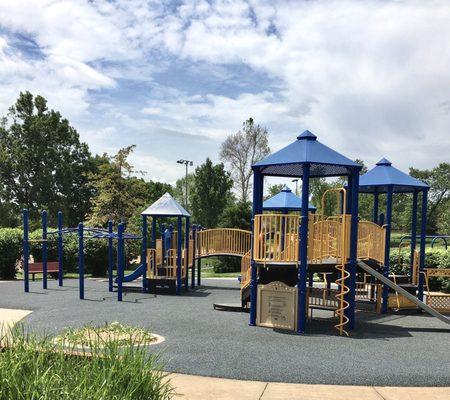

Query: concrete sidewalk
[0,307,32,338]
[169,373,450,400]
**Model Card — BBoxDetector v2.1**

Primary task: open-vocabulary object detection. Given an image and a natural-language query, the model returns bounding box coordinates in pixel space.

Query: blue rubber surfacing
[0,278,449,387]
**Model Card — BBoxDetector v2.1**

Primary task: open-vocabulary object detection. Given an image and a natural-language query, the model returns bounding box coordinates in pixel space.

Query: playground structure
[22,209,141,301]
[20,130,449,337]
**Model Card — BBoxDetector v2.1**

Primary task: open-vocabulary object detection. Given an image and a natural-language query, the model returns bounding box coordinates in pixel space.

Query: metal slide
[357,261,450,325]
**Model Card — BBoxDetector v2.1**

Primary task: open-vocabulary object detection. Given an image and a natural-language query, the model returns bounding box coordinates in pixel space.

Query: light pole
[177,159,193,210]
[292,179,299,196]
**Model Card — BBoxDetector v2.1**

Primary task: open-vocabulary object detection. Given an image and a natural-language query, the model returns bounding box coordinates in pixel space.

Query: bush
[389,247,450,292]
[213,256,241,273]
[0,228,22,279]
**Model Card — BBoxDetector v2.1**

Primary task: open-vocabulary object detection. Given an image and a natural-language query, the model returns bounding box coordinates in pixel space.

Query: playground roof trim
[263,185,316,212]
[252,130,361,178]
[359,158,429,193]
[141,192,191,217]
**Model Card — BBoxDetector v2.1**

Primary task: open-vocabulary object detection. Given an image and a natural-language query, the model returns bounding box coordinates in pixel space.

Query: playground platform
[1,278,449,387]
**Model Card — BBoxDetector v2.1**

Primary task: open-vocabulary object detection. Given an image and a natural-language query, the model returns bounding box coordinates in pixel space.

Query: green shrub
[0,326,172,400]
[0,228,22,279]
[213,256,241,273]
[389,247,450,292]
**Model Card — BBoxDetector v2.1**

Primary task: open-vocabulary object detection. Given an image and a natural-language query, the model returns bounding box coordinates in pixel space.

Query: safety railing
[197,228,251,258]
[240,250,251,289]
[308,215,351,263]
[357,221,386,265]
[253,214,300,264]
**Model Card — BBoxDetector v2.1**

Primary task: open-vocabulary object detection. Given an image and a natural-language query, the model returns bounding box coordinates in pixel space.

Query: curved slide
[115,264,145,283]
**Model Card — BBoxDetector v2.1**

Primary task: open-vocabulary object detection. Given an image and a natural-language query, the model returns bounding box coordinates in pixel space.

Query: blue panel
[359,158,429,193]
[263,185,316,212]
[253,131,361,177]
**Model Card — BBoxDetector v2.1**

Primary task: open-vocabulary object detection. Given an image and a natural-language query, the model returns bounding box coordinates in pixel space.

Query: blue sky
[1,0,449,186]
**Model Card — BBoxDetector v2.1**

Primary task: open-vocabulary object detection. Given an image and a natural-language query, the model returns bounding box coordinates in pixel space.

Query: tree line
[0,92,448,235]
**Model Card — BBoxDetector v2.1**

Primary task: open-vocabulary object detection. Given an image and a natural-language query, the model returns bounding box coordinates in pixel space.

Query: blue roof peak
[376,158,392,166]
[297,130,317,140]
[281,185,291,192]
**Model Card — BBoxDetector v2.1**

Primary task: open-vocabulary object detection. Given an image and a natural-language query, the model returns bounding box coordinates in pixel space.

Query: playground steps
[357,261,450,325]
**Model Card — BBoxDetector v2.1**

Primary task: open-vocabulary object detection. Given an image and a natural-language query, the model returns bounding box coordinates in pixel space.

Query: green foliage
[88,146,140,226]
[0,228,22,279]
[410,163,450,233]
[266,184,285,199]
[213,256,241,273]
[0,326,172,400]
[389,248,450,292]
[173,173,194,211]
[0,92,93,227]
[220,201,252,231]
[191,158,233,227]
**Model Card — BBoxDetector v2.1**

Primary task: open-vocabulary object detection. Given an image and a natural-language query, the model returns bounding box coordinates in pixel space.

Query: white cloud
[0,0,449,183]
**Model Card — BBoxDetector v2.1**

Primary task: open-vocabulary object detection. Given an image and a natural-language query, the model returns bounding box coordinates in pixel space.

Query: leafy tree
[410,163,450,233]
[0,92,93,226]
[220,118,270,202]
[220,201,252,231]
[190,158,233,227]
[87,146,143,226]
[173,173,195,211]
[266,184,285,200]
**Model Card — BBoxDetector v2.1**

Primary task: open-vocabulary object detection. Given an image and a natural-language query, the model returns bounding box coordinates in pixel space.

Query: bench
[28,261,60,281]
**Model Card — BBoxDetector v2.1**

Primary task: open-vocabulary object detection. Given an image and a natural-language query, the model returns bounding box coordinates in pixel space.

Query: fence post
[23,209,29,293]
[42,210,48,290]
[57,211,63,287]
[78,222,84,300]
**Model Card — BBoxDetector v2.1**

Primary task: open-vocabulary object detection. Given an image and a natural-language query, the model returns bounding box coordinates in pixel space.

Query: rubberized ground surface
[1,278,449,386]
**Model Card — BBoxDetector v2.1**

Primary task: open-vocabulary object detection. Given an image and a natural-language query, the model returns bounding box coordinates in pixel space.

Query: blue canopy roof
[141,193,191,217]
[359,158,429,193]
[263,186,316,212]
[253,130,361,178]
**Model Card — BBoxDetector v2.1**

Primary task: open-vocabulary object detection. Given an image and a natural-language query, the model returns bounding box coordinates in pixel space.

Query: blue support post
[297,164,310,334]
[373,191,379,224]
[142,215,148,292]
[410,191,418,280]
[42,210,48,290]
[418,189,428,301]
[108,221,113,292]
[345,170,359,329]
[250,170,263,326]
[57,211,63,287]
[176,216,182,295]
[346,175,353,214]
[78,223,84,300]
[117,223,124,301]
[382,186,393,313]
[191,224,196,288]
[23,209,30,293]
[161,223,166,263]
[185,217,190,291]
[197,253,202,286]
[151,218,157,248]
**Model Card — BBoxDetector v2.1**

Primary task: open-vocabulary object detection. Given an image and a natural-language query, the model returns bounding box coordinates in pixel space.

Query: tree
[410,163,449,233]
[173,173,195,211]
[0,92,93,226]
[190,158,233,227]
[220,201,252,231]
[87,146,144,226]
[220,118,270,202]
[265,184,285,200]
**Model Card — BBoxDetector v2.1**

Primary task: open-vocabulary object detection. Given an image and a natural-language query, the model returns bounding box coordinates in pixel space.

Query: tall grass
[0,326,172,400]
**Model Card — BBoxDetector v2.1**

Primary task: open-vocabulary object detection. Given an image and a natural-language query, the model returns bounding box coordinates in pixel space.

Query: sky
[0,0,449,186]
